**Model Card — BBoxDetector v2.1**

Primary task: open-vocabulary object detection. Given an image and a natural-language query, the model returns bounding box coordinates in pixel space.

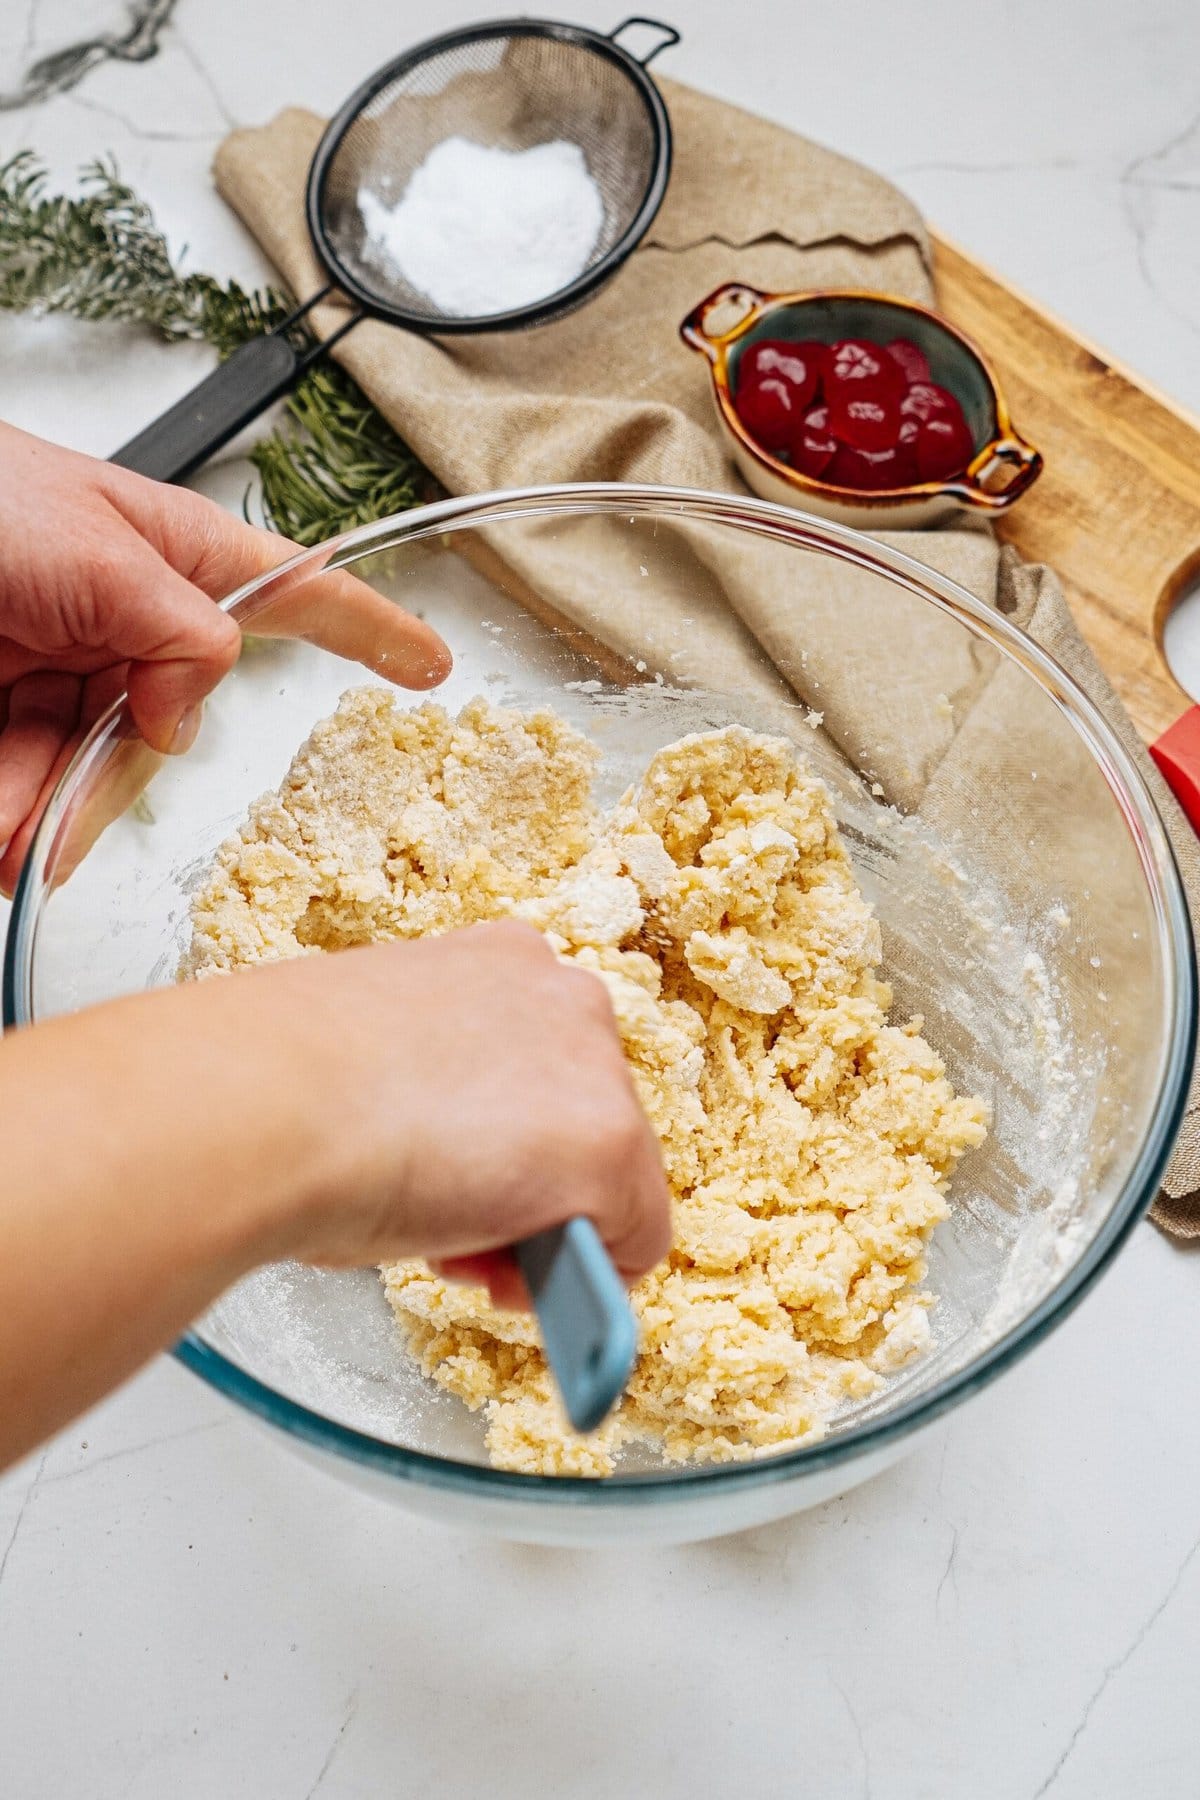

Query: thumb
[116,542,242,754]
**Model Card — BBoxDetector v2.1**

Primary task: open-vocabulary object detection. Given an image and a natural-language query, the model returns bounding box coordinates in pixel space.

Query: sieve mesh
[312,26,666,328]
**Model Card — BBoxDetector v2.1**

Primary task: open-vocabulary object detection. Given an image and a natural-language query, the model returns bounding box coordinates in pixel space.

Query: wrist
[157,969,353,1270]
[172,958,418,1270]
[34,972,349,1278]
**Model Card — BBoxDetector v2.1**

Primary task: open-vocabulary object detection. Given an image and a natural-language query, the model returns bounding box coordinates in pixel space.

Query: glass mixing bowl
[4,485,1193,1545]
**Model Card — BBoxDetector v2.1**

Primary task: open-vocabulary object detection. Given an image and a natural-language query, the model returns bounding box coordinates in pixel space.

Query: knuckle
[613,1103,653,1167]
[576,1083,646,1166]
[210,607,242,662]
[486,917,549,955]
[558,963,615,1020]
[84,537,134,603]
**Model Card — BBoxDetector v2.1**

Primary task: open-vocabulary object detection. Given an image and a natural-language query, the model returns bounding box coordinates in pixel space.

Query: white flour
[358,135,604,316]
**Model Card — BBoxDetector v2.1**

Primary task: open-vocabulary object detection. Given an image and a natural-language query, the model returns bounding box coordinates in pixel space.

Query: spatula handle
[515,1219,638,1434]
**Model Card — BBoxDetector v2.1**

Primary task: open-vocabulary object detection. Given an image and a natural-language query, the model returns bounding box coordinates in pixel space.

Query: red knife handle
[1151,705,1200,834]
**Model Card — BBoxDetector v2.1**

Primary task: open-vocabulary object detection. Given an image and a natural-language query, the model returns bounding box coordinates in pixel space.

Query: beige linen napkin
[213,77,1198,1238]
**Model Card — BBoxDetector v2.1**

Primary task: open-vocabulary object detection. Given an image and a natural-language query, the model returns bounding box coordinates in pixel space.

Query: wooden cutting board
[931,236,1200,826]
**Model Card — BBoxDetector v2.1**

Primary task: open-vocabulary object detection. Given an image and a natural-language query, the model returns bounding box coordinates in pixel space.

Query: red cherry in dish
[829,441,916,490]
[734,374,801,452]
[899,381,964,426]
[826,338,905,405]
[885,337,931,385]
[792,403,838,477]
[789,339,830,390]
[827,389,901,453]
[914,414,975,480]
[738,339,821,411]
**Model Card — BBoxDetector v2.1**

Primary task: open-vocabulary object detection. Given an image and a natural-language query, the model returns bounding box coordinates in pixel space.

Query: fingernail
[169,703,204,755]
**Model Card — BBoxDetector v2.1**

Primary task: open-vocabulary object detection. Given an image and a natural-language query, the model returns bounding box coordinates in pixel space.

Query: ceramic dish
[5,485,1189,1546]
[681,282,1042,528]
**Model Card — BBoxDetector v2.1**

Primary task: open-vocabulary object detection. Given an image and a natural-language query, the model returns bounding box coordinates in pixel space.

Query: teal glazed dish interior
[681,283,1043,529]
[4,486,1189,1546]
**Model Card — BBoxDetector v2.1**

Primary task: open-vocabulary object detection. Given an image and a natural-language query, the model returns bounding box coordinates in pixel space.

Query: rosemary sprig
[250,358,430,543]
[0,151,430,542]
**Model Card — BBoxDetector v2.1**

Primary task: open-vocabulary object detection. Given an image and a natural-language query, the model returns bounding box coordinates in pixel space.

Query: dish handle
[679,283,774,361]
[949,428,1044,513]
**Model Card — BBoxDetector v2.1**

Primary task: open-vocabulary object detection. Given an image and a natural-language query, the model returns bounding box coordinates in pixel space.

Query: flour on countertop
[185,692,988,1477]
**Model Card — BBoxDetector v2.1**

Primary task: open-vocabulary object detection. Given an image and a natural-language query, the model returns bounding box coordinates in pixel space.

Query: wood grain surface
[931,236,1200,744]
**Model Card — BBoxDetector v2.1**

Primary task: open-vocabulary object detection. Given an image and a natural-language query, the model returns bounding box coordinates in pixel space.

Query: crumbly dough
[185,690,987,1476]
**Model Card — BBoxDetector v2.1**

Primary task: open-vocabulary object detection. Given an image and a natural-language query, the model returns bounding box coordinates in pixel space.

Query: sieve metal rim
[304,15,675,333]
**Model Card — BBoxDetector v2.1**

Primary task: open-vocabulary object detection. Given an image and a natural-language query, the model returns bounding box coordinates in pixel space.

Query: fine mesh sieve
[111,16,679,483]
[313,18,676,329]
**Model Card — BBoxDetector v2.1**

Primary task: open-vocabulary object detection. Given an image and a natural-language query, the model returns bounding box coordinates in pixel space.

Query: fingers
[250,569,453,691]
[583,1091,674,1282]
[430,1250,531,1312]
[474,934,672,1287]
[430,1097,669,1310]
[80,663,134,729]
[113,541,241,754]
[106,468,452,693]
[547,966,672,1281]
[101,466,296,602]
[0,723,162,900]
[48,506,243,755]
[0,664,156,898]
[0,723,81,896]
[618,1129,675,1280]
[0,672,81,849]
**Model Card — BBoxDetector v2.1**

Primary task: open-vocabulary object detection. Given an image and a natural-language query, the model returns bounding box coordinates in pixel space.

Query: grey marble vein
[0,1450,47,1591]
[0,0,178,114]
[172,25,239,131]
[67,86,224,144]
[38,1416,229,1485]
[1031,1527,1200,1797]
[1119,102,1200,341]
[830,1674,871,1800]
[935,1521,961,1615]
[303,1689,361,1800]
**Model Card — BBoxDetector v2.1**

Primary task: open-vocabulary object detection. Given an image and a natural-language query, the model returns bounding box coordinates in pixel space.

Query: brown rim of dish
[680,281,1043,511]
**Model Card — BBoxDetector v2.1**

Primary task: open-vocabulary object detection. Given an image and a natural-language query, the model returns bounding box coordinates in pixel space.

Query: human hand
[0,918,670,1466]
[0,421,450,891]
[238,922,671,1308]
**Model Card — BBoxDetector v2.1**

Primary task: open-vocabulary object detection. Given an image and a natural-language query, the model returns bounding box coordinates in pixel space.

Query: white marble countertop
[1,3,1198,1795]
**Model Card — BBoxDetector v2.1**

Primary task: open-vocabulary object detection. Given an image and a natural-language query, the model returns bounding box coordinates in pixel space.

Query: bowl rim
[5,481,1192,1507]
[679,282,1043,512]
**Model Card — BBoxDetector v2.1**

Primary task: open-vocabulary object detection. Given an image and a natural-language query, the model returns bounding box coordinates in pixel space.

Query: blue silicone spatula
[515,1220,638,1433]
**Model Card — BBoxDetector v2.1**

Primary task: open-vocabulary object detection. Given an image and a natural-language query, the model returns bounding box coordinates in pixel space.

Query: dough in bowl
[184,690,987,1476]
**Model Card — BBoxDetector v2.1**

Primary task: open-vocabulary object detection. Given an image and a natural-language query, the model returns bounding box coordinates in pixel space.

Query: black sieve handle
[608,16,681,66]
[109,333,306,485]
